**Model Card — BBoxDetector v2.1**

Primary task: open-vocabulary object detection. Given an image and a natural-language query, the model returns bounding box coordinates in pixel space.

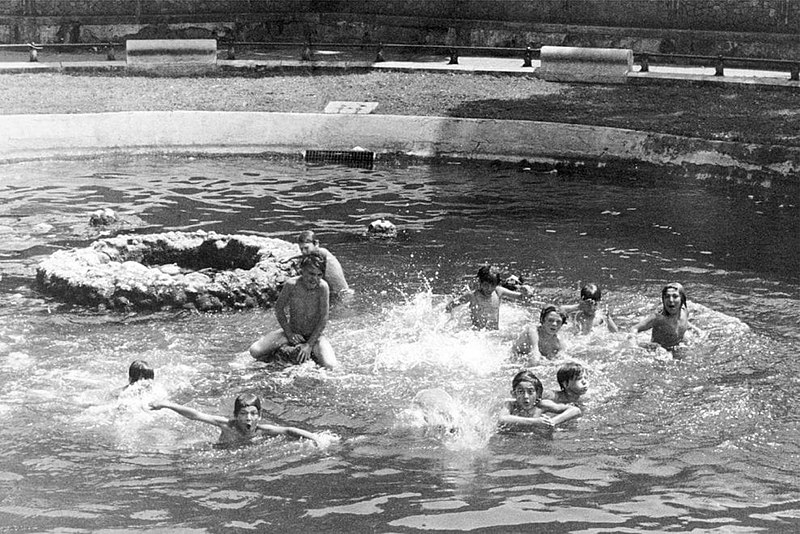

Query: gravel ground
[0,68,798,148]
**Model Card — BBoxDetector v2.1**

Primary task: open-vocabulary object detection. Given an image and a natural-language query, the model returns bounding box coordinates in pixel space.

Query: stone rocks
[89,208,118,226]
[35,230,297,312]
[367,219,397,238]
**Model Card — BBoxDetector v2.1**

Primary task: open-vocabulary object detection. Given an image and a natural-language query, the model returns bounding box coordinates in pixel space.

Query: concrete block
[126,39,217,76]
[538,45,632,84]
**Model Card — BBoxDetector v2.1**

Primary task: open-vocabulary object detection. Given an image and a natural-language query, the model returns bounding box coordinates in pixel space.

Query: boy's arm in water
[445,291,472,312]
[150,400,228,429]
[257,422,321,445]
[559,303,581,314]
[499,413,555,429]
[630,314,657,335]
[539,399,581,425]
[512,324,538,356]
[604,308,620,333]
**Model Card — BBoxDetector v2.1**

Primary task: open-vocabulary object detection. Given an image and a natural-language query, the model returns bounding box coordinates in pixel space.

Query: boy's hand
[297,343,313,363]
[149,401,164,410]
[537,415,555,429]
[288,334,306,345]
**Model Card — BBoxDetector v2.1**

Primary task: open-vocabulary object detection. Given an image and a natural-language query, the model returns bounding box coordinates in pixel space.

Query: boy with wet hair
[446,265,537,330]
[560,283,618,334]
[499,370,581,430]
[250,253,337,368]
[128,360,154,385]
[290,230,351,299]
[150,393,322,446]
[630,282,702,350]
[547,361,588,408]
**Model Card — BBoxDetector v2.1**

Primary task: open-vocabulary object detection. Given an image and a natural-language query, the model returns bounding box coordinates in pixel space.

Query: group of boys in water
[141,231,701,445]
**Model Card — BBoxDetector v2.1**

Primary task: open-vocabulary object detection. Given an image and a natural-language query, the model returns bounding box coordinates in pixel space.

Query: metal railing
[1,40,797,80]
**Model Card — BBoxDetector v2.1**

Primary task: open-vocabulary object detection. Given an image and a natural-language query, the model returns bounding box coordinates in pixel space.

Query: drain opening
[305,150,375,168]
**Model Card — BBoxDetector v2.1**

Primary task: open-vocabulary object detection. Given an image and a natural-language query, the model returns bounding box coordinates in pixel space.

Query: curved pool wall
[1,111,798,180]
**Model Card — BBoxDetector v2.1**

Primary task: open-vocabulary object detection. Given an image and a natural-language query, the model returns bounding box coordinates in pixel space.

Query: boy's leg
[249,330,288,362]
[312,336,337,369]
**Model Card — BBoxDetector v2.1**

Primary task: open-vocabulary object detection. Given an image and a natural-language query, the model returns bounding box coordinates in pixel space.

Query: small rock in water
[367,219,397,238]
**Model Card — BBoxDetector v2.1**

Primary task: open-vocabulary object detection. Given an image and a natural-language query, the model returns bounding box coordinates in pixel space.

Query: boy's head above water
[297,230,320,255]
[299,252,326,276]
[661,282,687,314]
[511,370,544,405]
[233,393,262,433]
[580,283,602,302]
[557,362,588,396]
[476,265,502,286]
[128,360,154,384]
[540,306,567,326]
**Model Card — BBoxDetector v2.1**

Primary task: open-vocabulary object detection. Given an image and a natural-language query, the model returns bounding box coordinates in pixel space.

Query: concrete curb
[1,111,797,179]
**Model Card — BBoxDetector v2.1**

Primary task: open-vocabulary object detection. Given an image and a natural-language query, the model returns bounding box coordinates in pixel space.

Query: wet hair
[233,393,262,416]
[539,305,567,325]
[511,370,543,399]
[297,230,318,245]
[476,265,501,286]
[557,362,584,391]
[299,252,326,275]
[128,360,154,384]
[661,282,687,312]
[580,283,602,301]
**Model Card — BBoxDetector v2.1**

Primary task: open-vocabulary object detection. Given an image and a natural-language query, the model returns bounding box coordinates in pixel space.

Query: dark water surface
[0,156,798,533]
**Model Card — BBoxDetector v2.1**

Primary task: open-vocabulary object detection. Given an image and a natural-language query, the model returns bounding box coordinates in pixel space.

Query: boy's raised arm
[149,400,228,428]
[445,291,470,312]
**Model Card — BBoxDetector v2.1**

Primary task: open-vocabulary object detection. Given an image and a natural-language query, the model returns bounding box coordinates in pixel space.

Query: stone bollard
[375,43,385,62]
[448,47,459,65]
[639,53,649,72]
[790,63,799,81]
[227,43,235,60]
[522,46,533,68]
[302,43,314,61]
[538,46,633,84]
[106,44,116,61]
[714,55,724,76]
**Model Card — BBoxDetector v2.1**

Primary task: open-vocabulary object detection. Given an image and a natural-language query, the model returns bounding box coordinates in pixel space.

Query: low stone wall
[1,111,797,181]
[35,231,298,311]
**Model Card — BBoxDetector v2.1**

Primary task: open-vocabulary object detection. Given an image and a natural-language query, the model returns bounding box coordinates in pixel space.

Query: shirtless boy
[560,283,618,334]
[446,265,535,330]
[249,253,337,368]
[290,230,351,300]
[499,370,580,431]
[512,306,568,363]
[630,282,702,350]
[150,393,321,447]
[545,361,588,409]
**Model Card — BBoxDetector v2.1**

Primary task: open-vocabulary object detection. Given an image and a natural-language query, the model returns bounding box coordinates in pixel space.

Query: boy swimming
[446,265,536,330]
[249,253,337,368]
[630,282,702,350]
[499,370,580,431]
[545,361,588,410]
[512,306,568,363]
[560,283,618,334]
[127,360,154,386]
[150,393,322,447]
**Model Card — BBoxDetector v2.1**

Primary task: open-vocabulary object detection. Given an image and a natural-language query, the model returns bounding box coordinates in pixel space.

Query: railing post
[639,53,649,72]
[28,42,41,62]
[375,43,385,62]
[302,42,314,61]
[448,47,458,65]
[227,43,235,60]
[106,43,116,61]
[790,63,799,81]
[714,54,724,76]
[522,46,532,68]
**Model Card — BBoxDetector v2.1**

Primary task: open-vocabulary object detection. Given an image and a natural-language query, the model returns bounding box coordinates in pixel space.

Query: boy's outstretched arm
[630,314,656,335]
[258,423,321,445]
[149,400,228,428]
[605,309,619,333]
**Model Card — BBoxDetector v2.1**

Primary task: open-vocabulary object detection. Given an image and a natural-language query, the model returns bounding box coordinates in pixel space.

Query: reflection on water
[0,156,798,532]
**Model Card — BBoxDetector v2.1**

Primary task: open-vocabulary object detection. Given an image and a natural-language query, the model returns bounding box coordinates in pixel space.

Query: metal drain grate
[304,150,375,169]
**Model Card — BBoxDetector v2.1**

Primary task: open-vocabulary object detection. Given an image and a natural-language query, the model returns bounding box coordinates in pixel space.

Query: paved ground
[0,46,797,87]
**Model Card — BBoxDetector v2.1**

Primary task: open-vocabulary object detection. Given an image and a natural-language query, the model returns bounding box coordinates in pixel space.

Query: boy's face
[565,374,588,396]
[300,265,324,289]
[234,405,261,435]
[512,380,540,409]
[541,311,564,334]
[478,281,497,296]
[298,242,319,255]
[663,288,682,315]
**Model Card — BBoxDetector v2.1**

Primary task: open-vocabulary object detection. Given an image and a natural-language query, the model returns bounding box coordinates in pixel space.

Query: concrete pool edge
[1,111,797,180]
